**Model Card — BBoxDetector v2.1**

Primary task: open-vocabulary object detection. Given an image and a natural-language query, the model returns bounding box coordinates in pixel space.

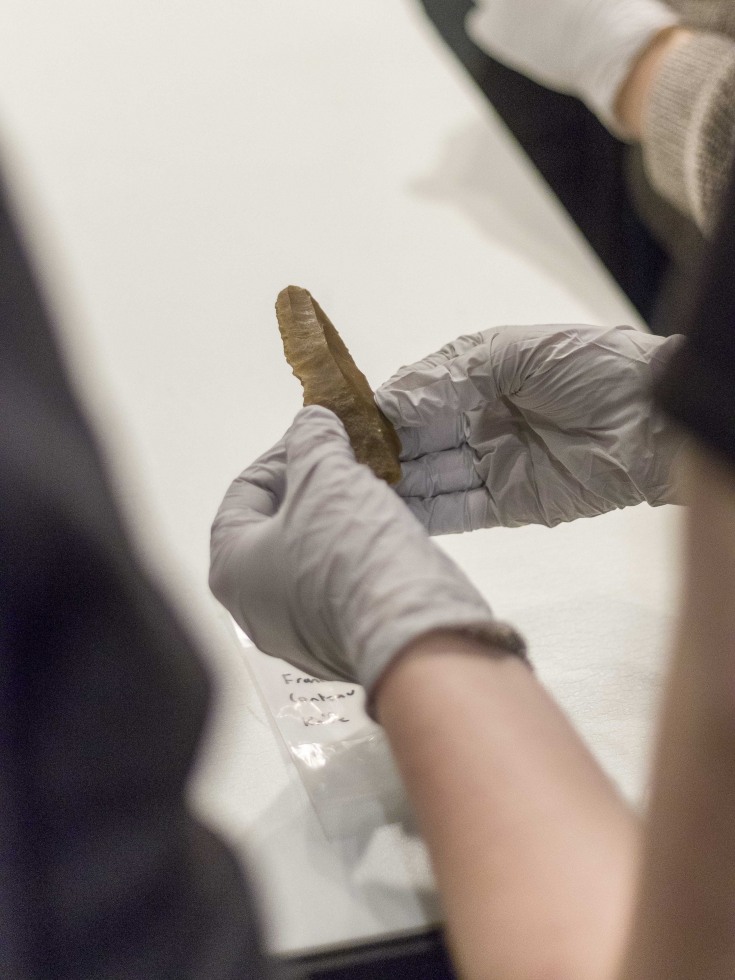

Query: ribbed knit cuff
[363,618,529,722]
[644,32,735,231]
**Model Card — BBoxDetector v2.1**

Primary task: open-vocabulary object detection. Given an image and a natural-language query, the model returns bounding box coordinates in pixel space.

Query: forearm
[619,447,735,980]
[376,634,639,980]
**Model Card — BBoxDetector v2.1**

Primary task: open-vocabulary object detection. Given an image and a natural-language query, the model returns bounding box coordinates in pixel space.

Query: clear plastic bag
[233,623,411,839]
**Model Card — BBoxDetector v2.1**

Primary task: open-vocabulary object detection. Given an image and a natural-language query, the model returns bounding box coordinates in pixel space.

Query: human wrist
[672,446,735,702]
[572,0,679,134]
[614,26,693,139]
[682,445,735,587]
[372,625,529,723]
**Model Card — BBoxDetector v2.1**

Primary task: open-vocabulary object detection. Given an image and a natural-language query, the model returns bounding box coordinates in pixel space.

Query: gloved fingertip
[294,403,343,425]
[291,404,348,438]
[286,405,355,462]
[374,386,423,428]
[373,385,397,419]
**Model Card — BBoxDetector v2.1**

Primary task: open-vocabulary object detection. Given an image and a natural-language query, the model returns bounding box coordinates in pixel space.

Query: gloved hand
[466,0,679,132]
[375,324,686,535]
[209,406,526,700]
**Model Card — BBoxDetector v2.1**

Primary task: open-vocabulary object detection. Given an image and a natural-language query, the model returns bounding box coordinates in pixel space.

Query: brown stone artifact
[275,285,402,484]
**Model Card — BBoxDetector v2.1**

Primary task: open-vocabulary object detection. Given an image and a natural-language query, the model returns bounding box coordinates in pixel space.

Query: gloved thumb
[285,405,357,489]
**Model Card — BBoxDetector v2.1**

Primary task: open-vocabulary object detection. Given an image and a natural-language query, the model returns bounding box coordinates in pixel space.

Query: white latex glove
[466,0,679,131]
[375,324,685,535]
[209,406,526,699]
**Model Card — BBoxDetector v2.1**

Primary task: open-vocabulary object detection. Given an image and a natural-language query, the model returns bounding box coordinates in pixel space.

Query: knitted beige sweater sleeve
[643,31,735,233]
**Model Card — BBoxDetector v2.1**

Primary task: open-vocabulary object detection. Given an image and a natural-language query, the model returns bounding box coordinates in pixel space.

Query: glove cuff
[361,615,529,721]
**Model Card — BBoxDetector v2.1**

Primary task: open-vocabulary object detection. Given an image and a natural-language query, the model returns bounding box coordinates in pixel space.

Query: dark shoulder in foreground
[654,155,735,468]
[0,171,275,980]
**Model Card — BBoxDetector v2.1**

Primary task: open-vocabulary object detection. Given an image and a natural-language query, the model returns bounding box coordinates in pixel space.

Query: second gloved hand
[209,407,525,702]
[376,324,686,535]
[466,0,679,131]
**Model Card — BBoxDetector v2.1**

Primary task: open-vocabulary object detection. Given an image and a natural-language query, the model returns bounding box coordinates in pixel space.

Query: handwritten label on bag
[236,627,377,747]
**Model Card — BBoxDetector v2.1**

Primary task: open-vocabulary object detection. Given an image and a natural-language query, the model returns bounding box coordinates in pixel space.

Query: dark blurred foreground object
[0,172,274,979]
[416,0,679,325]
[654,152,735,464]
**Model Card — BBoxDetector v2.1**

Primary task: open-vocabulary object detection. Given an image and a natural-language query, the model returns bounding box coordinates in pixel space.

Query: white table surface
[1,0,680,958]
